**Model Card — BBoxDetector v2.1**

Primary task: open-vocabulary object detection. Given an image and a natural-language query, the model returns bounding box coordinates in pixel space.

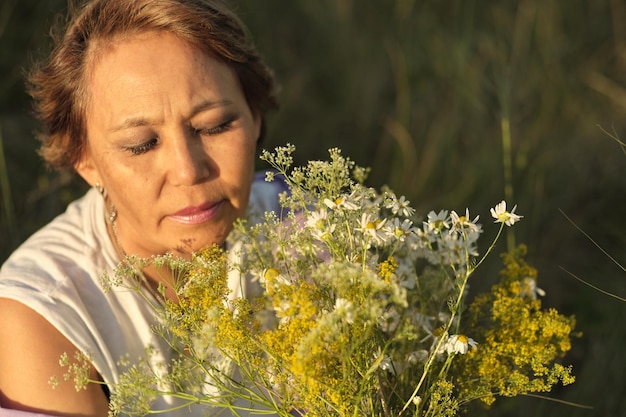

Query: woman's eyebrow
[108,99,234,132]
[109,116,156,133]
[190,99,233,116]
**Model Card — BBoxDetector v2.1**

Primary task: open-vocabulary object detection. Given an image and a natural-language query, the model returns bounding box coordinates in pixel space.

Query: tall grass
[0,124,18,249]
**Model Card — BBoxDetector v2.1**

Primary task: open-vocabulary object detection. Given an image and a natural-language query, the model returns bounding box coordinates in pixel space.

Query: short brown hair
[27,0,279,171]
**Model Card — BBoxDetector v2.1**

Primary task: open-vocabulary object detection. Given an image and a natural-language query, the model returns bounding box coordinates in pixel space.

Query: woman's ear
[253,111,262,143]
[253,111,265,150]
[74,151,99,188]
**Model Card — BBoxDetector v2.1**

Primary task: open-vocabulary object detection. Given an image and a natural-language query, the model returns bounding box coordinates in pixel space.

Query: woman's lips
[168,200,224,225]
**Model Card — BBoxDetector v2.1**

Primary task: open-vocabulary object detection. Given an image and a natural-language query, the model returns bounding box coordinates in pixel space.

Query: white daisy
[490,200,523,226]
[425,210,450,233]
[356,212,389,245]
[444,334,478,355]
[305,209,336,241]
[521,277,546,300]
[324,195,359,211]
[305,208,328,230]
[374,352,395,374]
[389,217,415,242]
[450,208,480,233]
[386,194,416,217]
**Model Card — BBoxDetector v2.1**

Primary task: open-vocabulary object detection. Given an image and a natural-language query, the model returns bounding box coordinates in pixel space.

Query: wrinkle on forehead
[83,31,202,118]
[85,31,218,135]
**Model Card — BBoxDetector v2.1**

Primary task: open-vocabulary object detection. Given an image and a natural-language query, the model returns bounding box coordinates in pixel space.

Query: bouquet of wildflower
[71,145,575,416]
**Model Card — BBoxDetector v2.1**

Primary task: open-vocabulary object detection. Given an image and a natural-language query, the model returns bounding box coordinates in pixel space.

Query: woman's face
[76,31,260,258]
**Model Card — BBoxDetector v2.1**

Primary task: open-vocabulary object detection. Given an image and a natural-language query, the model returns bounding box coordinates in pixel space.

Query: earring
[109,203,118,224]
[96,182,126,259]
[95,181,116,223]
[109,202,127,259]
[95,181,106,197]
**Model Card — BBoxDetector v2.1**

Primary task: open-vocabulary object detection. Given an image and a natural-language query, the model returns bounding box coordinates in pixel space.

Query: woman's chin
[167,228,231,256]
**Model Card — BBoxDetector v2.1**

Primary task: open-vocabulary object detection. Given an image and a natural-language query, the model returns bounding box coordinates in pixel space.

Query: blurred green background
[1,1,625,415]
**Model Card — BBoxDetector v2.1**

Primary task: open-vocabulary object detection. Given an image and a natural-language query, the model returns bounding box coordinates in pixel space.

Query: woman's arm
[0,298,109,417]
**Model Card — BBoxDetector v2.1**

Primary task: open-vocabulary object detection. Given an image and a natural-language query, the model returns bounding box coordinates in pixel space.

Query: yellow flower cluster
[260,263,391,415]
[455,245,576,406]
[426,380,458,417]
[378,256,398,283]
[164,245,230,340]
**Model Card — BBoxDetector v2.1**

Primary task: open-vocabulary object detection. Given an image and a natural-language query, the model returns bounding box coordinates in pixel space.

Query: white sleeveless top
[0,175,286,416]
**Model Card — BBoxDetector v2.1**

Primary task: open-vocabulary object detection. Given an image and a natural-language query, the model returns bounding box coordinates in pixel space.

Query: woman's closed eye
[121,118,234,155]
[124,137,159,155]
[194,118,234,137]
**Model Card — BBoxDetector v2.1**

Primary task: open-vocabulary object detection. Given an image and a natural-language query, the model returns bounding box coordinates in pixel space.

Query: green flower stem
[500,116,516,253]
[401,269,469,414]
[472,223,505,271]
[401,223,505,414]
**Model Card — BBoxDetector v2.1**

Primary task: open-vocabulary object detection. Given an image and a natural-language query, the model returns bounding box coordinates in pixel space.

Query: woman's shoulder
[0,188,114,277]
[0,189,160,392]
[0,188,115,337]
[0,298,110,416]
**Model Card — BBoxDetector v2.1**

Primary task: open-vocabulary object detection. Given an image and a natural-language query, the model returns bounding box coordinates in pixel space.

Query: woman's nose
[167,129,212,185]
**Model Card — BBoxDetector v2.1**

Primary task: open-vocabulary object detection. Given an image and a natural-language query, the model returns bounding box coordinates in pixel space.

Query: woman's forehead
[84,32,241,130]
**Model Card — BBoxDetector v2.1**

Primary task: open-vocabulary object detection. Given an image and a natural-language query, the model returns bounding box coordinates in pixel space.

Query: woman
[0,0,282,415]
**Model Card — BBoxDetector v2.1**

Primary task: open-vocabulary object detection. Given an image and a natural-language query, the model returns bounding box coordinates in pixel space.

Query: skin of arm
[0,298,109,417]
